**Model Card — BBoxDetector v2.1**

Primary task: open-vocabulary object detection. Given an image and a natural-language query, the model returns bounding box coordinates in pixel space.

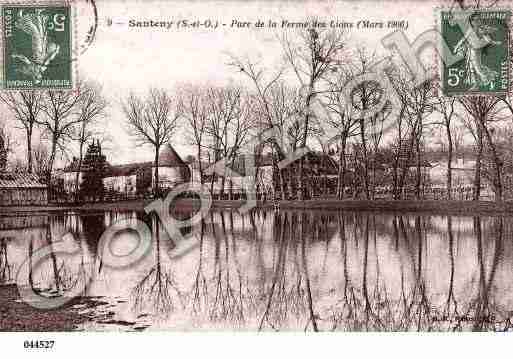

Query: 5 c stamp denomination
[2,3,72,90]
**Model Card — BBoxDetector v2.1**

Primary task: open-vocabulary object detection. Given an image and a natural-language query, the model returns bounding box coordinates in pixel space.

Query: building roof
[104,162,151,178]
[230,151,339,176]
[63,159,82,173]
[64,144,188,177]
[374,151,432,168]
[0,172,47,189]
[159,144,188,168]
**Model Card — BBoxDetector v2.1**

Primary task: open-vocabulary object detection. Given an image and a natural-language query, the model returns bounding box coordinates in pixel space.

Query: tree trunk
[338,151,347,200]
[196,147,204,185]
[297,160,304,200]
[415,135,422,200]
[220,175,226,199]
[154,147,160,197]
[271,157,282,200]
[446,121,453,200]
[397,134,415,200]
[337,134,347,199]
[322,152,327,197]
[392,110,405,200]
[483,124,502,201]
[74,139,85,202]
[288,168,294,199]
[298,90,314,201]
[359,120,370,200]
[47,134,58,184]
[473,122,483,201]
[371,148,377,200]
[26,127,33,174]
[210,174,215,199]
[392,147,400,200]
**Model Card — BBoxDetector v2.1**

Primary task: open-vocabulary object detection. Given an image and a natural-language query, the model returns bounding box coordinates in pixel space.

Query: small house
[0,136,48,206]
[0,172,48,206]
[0,135,47,206]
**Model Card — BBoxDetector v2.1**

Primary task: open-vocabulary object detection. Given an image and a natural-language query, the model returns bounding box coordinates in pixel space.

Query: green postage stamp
[441,9,511,96]
[1,3,72,90]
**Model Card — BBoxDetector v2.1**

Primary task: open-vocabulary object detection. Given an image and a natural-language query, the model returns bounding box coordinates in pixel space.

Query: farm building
[202,151,340,199]
[103,143,191,195]
[0,136,48,206]
[0,173,48,206]
[61,140,191,197]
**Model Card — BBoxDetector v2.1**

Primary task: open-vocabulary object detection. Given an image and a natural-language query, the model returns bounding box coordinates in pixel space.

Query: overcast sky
[7,0,444,166]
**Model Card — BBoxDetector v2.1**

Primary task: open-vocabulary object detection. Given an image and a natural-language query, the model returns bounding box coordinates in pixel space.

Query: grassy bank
[0,199,147,215]
[0,284,105,331]
[2,198,513,216]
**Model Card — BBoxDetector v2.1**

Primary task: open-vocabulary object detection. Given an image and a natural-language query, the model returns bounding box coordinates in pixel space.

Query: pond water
[0,209,512,331]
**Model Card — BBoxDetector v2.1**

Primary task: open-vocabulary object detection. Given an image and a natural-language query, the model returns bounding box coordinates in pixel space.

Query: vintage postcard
[0,0,512,356]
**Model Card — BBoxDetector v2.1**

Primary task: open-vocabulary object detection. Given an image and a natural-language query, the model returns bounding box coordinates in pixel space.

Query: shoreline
[1,199,513,216]
[0,284,106,332]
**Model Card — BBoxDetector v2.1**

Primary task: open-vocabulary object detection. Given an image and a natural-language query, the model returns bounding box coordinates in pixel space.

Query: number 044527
[23,340,55,349]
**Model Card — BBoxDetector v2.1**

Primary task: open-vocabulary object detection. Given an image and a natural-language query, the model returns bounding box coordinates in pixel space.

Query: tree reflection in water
[259,212,307,330]
[4,209,513,331]
[471,217,503,331]
[0,237,12,284]
[207,212,245,322]
[43,217,92,297]
[131,213,183,316]
[12,215,95,300]
[325,214,513,331]
[179,210,513,331]
[189,219,208,315]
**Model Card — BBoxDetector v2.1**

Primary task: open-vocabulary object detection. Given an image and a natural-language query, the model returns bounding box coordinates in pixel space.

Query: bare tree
[324,74,359,198]
[181,85,209,185]
[32,141,52,179]
[122,88,180,197]
[459,96,503,200]
[280,25,346,199]
[454,0,507,203]
[345,50,391,199]
[0,124,15,172]
[394,66,437,199]
[0,124,15,152]
[0,91,43,173]
[435,92,458,199]
[39,89,84,182]
[368,103,392,199]
[228,56,290,200]
[204,86,253,198]
[267,82,309,198]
